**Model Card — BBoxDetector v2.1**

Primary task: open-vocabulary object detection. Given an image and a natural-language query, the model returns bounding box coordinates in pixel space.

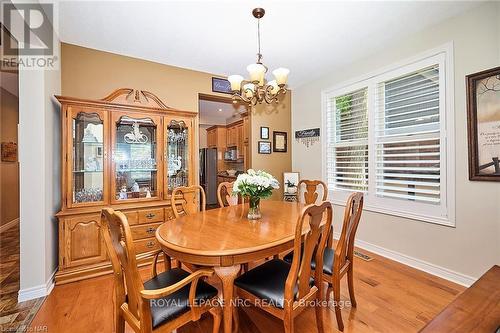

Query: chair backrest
[334,192,363,271]
[298,180,328,204]
[171,185,206,218]
[285,201,333,307]
[217,181,239,207]
[101,208,144,321]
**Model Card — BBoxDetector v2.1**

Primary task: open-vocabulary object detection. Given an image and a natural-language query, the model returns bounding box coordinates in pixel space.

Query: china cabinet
[55,88,196,284]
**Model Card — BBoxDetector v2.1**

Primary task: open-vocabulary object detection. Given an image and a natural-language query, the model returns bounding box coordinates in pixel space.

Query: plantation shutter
[326,87,368,191]
[374,65,441,203]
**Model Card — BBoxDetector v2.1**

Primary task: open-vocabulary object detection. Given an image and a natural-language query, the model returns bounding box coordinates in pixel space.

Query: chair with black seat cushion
[217,181,239,207]
[234,201,333,333]
[101,208,221,333]
[283,192,364,331]
[171,185,206,218]
[298,179,328,204]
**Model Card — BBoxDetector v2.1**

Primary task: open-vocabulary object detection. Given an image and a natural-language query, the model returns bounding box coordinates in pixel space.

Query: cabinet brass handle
[146,241,155,248]
[146,213,156,219]
[146,227,156,234]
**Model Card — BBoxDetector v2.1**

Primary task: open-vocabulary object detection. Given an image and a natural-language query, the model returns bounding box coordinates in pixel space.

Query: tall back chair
[101,208,221,333]
[171,185,206,218]
[327,192,364,331]
[234,201,333,333]
[298,180,328,204]
[217,181,239,207]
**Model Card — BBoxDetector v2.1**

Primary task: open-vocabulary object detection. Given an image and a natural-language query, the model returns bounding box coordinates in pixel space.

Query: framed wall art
[273,131,287,152]
[466,66,500,181]
[211,77,232,94]
[258,141,271,154]
[260,127,269,139]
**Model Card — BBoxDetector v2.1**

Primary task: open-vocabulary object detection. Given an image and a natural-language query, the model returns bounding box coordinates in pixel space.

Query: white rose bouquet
[232,169,280,219]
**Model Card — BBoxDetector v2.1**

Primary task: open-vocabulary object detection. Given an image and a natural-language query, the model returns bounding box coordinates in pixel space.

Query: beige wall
[61,43,229,110]
[292,3,500,281]
[0,87,19,226]
[250,93,292,200]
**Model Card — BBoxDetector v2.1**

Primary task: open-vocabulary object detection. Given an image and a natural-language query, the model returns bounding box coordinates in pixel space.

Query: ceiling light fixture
[228,8,289,107]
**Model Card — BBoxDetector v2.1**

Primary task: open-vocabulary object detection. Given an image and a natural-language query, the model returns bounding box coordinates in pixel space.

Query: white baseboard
[333,232,476,287]
[18,269,56,303]
[0,218,19,233]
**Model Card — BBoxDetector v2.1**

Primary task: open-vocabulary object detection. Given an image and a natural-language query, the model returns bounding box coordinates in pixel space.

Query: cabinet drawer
[134,238,159,254]
[131,222,162,240]
[122,211,138,225]
[138,208,164,224]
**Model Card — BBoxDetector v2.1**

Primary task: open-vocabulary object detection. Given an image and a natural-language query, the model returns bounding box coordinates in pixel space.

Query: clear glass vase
[247,196,261,220]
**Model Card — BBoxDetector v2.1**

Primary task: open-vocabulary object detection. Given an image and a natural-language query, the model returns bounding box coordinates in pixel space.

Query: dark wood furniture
[55,88,197,284]
[170,185,206,218]
[234,202,333,333]
[298,180,328,204]
[155,201,309,333]
[101,208,221,333]
[419,265,500,333]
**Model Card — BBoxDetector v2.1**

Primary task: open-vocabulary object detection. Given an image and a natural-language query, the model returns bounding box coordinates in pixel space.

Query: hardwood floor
[0,224,45,332]
[29,248,465,333]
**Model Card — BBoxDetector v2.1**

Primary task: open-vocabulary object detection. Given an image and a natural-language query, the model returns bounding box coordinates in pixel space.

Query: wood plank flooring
[28,248,465,332]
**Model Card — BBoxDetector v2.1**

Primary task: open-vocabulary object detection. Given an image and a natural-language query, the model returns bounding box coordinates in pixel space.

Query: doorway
[198,94,248,209]
[0,24,21,329]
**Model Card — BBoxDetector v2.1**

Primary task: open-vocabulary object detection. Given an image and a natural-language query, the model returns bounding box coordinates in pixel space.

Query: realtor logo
[2,2,53,55]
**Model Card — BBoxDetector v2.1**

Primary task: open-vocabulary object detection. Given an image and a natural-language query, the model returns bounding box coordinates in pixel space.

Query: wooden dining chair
[284,192,364,331]
[217,181,239,207]
[298,179,328,204]
[101,208,222,333]
[234,201,333,333]
[171,185,206,218]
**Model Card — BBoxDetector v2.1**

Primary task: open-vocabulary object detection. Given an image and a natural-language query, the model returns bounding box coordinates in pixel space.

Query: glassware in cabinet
[165,118,191,194]
[112,114,162,201]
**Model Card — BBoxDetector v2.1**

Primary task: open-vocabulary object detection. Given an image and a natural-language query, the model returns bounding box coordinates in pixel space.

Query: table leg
[214,265,241,333]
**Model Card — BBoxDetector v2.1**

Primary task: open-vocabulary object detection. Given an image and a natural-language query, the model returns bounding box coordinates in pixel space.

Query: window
[323,46,454,226]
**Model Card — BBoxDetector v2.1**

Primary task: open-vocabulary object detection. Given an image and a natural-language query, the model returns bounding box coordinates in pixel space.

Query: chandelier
[228,8,289,106]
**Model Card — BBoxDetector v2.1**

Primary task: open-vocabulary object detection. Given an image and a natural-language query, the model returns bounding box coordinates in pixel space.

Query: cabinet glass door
[71,111,106,205]
[166,118,190,194]
[113,114,161,201]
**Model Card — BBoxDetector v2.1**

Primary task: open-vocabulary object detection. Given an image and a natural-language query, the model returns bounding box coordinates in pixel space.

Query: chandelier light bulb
[228,75,244,91]
[243,83,255,98]
[247,63,266,86]
[272,68,290,86]
[268,80,279,94]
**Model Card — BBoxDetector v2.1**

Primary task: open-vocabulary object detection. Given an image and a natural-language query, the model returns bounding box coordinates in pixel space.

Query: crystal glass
[114,116,157,200]
[167,119,189,193]
[72,112,104,204]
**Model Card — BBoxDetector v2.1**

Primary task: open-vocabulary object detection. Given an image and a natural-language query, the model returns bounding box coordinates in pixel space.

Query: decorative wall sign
[212,77,232,94]
[258,141,271,154]
[273,131,287,153]
[295,128,320,147]
[466,66,500,181]
[1,142,17,162]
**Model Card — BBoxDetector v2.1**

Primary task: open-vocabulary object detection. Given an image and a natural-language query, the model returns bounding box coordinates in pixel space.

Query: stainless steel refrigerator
[199,148,218,206]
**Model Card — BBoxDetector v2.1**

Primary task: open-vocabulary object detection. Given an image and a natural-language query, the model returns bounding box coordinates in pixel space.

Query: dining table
[155,200,308,333]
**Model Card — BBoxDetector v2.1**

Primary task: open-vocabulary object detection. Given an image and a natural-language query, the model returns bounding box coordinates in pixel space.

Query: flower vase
[248,196,261,220]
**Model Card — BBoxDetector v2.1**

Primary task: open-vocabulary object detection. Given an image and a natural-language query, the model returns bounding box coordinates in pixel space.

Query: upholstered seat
[144,268,219,329]
[283,247,335,276]
[234,259,314,309]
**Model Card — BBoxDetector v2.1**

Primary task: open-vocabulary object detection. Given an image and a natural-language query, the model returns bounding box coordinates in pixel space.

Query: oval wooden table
[156,201,307,333]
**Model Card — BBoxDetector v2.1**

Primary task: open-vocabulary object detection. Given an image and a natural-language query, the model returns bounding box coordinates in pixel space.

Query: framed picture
[260,127,269,139]
[258,141,271,154]
[273,131,287,153]
[1,142,17,162]
[211,77,232,94]
[466,66,500,181]
[283,172,300,195]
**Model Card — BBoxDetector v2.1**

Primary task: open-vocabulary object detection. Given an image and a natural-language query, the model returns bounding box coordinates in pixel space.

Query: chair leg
[333,280,344,332]
[209,305,222,333]
[284,315,295,333]
[115,311,125,333]
[232,306,239,333]
[347,266,357,308]
[315,300,325,333]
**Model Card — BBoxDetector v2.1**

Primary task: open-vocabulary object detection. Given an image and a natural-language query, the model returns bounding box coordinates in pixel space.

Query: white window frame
[321,43,455,227]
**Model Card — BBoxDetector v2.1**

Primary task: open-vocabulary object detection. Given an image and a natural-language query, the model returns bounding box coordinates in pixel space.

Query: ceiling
[199,99,247,125]
[57,1,481,88]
